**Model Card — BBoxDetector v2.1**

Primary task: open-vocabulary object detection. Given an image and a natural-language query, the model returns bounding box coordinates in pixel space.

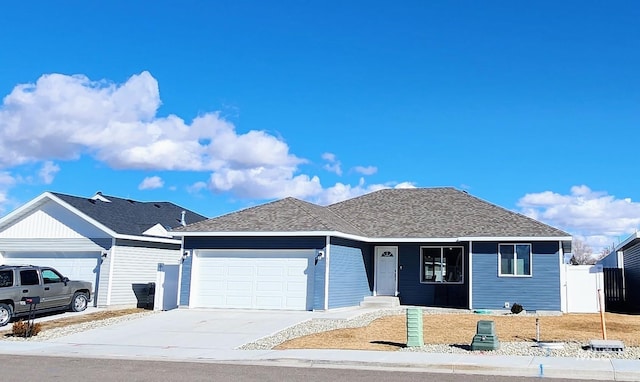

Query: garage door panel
[193,250,314,310]
[257,281,284,292]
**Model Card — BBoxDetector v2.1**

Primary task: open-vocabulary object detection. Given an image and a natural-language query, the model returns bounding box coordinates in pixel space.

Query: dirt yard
[277,312,640,351]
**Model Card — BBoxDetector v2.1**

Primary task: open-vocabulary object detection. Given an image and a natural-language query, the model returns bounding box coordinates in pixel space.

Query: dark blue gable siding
[397,243,469,308]
[623,242,640,312]
[472,241,561,311]
[184,236,326,250]
[328,238,372,309]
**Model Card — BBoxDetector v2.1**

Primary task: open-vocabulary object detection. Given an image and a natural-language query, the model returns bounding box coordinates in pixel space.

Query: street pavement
[0,307,638,381]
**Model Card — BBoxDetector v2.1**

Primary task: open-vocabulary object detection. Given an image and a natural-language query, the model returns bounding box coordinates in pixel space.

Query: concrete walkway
[0,308,639,381]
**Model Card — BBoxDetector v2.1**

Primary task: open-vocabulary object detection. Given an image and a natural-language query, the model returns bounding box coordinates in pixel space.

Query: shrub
[12,320,42,337]
[510,303,524,314]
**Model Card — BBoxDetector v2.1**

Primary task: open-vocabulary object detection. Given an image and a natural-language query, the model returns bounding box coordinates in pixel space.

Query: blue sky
[0,1,638,253]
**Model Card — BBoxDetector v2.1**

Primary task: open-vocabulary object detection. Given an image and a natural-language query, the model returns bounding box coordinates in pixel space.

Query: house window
[499,244,532,276]
[421,246,463,283]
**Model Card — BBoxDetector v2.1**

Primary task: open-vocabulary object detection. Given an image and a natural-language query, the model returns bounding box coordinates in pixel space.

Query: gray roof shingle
[177,187,569,239]
[52,192,207,237]
[174,197,364,235]
[328,188,569,238]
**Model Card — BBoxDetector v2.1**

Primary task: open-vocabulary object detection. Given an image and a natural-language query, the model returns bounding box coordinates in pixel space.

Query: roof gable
[48,192,208,237]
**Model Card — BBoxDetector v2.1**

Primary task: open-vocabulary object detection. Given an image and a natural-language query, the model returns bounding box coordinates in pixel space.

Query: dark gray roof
[52,192,208,237]
[328,188,569,238]
[174,197,364,235]
[178,187,569,239]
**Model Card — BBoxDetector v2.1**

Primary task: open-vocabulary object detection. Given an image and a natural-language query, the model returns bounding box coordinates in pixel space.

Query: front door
[375,246,397,296]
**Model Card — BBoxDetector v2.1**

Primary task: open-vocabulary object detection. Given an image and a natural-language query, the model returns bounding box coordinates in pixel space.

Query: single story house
[0,191,207,308]
[173,188,572,312]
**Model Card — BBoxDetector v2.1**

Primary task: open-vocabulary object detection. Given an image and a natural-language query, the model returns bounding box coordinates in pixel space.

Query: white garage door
[193,250,315,310]
[2,251,101,305]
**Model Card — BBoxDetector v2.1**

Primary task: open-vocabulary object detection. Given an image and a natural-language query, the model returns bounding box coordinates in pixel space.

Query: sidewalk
[0,307,638,381]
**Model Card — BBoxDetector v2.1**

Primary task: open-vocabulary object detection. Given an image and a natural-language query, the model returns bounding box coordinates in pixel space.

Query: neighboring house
[600,232,640,312]
[0,191,207,308]
[173,188,572,312]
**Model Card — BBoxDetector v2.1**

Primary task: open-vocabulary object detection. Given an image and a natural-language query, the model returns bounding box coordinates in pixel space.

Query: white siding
[107,245,181,307]
[0,201,108,239]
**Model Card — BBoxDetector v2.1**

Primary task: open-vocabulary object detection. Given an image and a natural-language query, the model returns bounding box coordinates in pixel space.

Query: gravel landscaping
[240,308,640,360]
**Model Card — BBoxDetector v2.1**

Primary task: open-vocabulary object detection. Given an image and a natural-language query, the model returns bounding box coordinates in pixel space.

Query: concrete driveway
[47,308,317,351]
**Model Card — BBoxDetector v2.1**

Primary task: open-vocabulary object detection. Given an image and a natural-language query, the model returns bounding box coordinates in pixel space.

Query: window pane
[499,245,514,275]
[516,244,531,275]
[0,270,13,288]
[42,269,63,284]
[443,247,463,282]
[20,270,39,286]
[422,248,440,282]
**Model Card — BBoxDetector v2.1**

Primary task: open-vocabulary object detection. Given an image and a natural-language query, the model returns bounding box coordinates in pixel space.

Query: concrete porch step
[359,296,400,308]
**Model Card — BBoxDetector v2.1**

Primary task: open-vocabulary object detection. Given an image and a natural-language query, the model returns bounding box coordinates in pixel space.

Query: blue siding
[623,242,640,312]
[313,254,326,310]
[472,241,561,311]
[328,239,372,309]
[598,251,620,268]
[179,254,192,306]
[397,243,469,308]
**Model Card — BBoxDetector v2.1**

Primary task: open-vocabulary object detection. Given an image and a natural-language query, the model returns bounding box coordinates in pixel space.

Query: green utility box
[406,307,424,347]
[471,320,500,351]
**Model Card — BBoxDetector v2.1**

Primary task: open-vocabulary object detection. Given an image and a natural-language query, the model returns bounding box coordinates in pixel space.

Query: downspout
[106,237,116,306]
[468,240,473,310]
[324,235,330,310]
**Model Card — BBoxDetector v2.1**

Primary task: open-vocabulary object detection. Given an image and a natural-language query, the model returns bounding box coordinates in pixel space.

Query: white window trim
[419,246,464,284]
[498,243,533,277]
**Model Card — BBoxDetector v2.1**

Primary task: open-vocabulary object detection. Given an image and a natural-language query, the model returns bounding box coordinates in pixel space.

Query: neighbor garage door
[2,251,101,305]
[192,250,315,310]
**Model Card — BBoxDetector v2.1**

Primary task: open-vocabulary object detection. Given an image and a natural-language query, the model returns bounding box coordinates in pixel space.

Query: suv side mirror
[62,276,69,285]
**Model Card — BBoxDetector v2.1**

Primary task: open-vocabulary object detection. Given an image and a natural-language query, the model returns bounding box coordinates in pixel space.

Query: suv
[0,265,92,326]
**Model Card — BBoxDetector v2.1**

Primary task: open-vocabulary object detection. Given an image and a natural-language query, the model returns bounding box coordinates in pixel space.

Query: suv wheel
[70,292,88,312]
[0,303,12,326]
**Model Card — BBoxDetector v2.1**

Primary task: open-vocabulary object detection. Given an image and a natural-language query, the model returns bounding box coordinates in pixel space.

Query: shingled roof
[52,192,207,236]
[176,187,569,239]
[328,188,569,238]
[174,197,364,235]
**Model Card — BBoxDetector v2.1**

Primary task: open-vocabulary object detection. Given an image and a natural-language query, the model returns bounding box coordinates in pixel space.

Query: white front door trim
[374,246,398,296]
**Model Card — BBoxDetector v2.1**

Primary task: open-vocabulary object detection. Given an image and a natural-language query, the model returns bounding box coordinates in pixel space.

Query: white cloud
[353,165,377,175]
[0,72,303,172]
[0,72,415,206]
[321,152,342,176]
[187,181,208,194]
[138,176,164,190]
[0,172,17,214]
[38,161,60,184]
[314,178,416,205]
[518,185,640,252]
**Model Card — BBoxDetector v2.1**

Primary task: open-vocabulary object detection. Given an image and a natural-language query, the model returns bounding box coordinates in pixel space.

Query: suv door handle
[44,287,50,291]
[22,289,28,293]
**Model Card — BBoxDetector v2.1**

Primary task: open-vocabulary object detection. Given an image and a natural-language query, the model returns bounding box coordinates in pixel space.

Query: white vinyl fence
[561,264,604,313]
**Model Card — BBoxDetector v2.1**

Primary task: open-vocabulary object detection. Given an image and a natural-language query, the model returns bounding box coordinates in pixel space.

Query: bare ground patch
[276,312,640,351]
